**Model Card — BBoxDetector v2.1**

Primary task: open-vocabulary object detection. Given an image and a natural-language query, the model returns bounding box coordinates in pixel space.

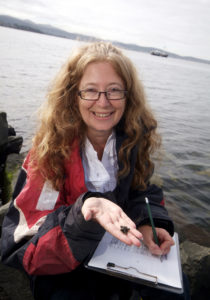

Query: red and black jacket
[1,131,174,276]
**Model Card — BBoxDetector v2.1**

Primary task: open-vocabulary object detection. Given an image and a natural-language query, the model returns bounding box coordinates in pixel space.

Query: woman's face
[78,61,126,140]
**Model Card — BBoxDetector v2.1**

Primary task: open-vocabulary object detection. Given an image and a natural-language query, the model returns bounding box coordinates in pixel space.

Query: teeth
[94,113,111,117]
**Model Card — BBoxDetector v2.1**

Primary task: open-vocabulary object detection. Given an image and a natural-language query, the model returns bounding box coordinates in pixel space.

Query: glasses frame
[78,90,128,101]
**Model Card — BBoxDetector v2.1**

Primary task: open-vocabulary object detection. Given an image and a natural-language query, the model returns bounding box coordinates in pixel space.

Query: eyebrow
[80,82,124,89]
[107,83,124,87]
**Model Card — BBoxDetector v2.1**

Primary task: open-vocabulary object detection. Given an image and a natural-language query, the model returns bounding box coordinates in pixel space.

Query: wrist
[82,191,104,202]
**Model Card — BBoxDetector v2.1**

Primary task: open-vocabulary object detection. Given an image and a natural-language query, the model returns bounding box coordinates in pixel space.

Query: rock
[6,136,23,156]
[0,286,11,300]
[0,112,31,299]
[180,240,210,300]
[0,112,8,149]
[0,205,33,300]
[178,224,210,248]
[0,258,33,300]
[0,111,23,205]
[0,112,23,156]
[5,152,26,192]
[0,202,10,237]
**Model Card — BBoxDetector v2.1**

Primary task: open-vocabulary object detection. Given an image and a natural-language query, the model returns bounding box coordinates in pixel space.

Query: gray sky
[1,0,210,60]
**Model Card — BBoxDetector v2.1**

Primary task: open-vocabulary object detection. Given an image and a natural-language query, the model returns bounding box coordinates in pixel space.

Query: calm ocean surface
[0,27,210,241]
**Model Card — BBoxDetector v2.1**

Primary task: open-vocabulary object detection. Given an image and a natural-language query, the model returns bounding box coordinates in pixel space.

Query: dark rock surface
[0,111,23,205]
[0,151,32,300]
[0,260,33,300]
[180,240,210,300]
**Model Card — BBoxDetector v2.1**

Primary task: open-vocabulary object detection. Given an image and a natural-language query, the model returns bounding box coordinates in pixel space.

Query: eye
[108,87,121,92]
[85,88,98,92]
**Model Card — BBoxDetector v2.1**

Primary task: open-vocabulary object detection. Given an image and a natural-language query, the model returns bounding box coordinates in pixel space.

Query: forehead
[79,61,124,87]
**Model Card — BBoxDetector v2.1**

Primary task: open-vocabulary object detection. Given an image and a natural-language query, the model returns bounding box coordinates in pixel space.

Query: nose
[97,92,110,106]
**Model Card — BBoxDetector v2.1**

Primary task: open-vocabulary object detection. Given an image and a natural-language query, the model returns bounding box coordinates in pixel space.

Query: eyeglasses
[78,89,127,101]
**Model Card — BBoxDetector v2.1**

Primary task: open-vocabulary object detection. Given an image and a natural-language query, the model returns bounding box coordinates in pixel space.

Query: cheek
[78,100,92,117]
[117,102,126,117]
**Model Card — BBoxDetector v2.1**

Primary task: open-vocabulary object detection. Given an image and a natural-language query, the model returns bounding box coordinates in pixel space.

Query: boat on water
[150,49,168,57]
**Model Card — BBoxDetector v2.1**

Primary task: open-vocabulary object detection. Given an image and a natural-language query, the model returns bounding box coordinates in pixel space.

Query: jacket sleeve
[1,154,105,276]
[115,137,174,236]
[126,183,174,236]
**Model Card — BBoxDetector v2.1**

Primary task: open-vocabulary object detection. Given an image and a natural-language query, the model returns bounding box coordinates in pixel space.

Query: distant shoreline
[0,14,209,65]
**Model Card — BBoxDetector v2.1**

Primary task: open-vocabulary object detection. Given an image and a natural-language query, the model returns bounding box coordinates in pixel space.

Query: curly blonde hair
[31,42,161,190]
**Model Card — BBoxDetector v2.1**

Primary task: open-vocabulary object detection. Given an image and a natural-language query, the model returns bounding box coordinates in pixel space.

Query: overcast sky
[1,0,210,60]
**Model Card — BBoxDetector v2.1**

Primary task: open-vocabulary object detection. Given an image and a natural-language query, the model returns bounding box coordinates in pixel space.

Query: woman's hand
[138,225,175,255]
[82,197,142,247]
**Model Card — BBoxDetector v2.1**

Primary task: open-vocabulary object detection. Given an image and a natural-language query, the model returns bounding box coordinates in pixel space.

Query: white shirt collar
[82,131,118,192]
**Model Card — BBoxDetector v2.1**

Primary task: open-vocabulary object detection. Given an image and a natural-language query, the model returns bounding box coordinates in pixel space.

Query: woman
[1,42,189,299]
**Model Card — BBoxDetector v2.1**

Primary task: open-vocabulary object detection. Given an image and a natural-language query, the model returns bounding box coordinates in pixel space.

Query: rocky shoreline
[0,151,210,300]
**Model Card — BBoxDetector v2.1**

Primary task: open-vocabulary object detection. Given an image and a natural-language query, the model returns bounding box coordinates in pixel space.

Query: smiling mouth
[93,112,113,118]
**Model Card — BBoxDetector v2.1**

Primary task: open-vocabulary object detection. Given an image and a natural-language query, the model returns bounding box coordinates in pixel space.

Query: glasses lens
[80,90,98,100]
[107,90,126,100]
[79,90,127,100]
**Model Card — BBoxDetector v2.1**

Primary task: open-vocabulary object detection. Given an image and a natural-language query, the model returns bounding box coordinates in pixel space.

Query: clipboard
[85,232,183,294]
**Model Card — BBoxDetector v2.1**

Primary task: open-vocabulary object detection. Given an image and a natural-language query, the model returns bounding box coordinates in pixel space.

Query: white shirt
[82,132,118,192]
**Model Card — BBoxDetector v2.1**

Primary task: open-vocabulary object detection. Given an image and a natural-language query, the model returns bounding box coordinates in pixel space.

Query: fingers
[119,210,136,229]
[81,197,101,220]
[82,197,142,246]
[149,241,173,256]
[139,225,175,256]
[118,225,142,246]
[109,210,142,246]
[83,208,93,221]
[126,229,142,247]
[152,232,174,255]
[160,243,172,255]
[159,233,175,255]
[105,221,142,247]
[144,238,163,255]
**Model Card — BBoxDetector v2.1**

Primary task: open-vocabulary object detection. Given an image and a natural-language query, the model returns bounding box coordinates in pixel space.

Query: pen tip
[145,197,149,203]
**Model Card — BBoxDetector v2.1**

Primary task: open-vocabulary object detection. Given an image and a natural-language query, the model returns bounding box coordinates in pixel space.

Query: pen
[145,197,159,246]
